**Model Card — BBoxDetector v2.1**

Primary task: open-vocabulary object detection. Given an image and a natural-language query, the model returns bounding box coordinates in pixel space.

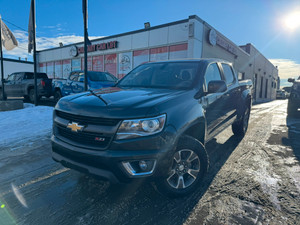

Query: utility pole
[83,0,88,91]
[0,16,7,100]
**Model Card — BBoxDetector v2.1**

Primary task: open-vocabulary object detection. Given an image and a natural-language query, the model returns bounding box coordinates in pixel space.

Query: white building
[37,15,278,102]
[0,58,33,78]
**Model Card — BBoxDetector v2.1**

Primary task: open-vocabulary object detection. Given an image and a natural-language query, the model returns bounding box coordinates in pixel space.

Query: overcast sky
[1,0,300,81]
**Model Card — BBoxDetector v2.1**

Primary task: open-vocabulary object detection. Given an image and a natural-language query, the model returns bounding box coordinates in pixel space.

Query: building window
[260,77,263,98]
[265,79,268,98]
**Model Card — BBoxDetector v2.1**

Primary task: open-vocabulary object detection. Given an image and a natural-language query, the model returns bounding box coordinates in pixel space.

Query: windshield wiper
[89,89,108,105]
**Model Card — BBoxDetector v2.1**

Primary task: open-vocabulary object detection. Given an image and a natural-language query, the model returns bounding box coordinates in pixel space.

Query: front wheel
[232,106,250,136]
[155,135,208,198]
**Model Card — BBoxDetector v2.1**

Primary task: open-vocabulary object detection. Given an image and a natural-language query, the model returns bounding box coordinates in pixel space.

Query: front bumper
[51,126,177,183]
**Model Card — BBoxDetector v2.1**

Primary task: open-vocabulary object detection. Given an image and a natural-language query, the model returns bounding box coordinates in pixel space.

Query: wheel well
[54,88,61,93]
[27,86,34,94]
[183,122,205,145]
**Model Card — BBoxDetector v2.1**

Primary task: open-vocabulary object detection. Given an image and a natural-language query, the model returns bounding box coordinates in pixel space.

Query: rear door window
[15,73,23,81]
[222,63,236,85]
[204,63,222,89]
[37,73,48,79]
[24,73,34,79]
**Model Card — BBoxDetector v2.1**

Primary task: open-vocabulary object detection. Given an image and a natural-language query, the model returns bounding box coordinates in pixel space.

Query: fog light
[139,160,148,171]
[122,160,157,176]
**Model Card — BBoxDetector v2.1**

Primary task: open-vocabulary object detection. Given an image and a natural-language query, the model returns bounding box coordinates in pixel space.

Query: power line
[2,18,60,46]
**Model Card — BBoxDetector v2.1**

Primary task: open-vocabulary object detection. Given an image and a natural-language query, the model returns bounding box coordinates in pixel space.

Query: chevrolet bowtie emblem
[67,122,84,132]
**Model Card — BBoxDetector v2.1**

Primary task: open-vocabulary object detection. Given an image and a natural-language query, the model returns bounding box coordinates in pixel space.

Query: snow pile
[0,103,53,146]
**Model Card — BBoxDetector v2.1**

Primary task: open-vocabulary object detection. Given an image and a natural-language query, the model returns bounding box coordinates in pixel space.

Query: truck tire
[154,135,208,198]
[28,89,41,103]
[29,88,35,103]
[232,106,250,136]
[54,89,62,102]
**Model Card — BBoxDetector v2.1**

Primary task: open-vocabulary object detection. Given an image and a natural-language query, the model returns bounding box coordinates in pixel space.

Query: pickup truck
[51,59,252,197]
[0,72,52,102]
[287,77,300,115]
[52,70,118,102]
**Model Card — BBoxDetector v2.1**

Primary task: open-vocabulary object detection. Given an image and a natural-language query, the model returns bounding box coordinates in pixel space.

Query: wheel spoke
[186,151,198,163]
[167,169,176,182]
[187,168,199,179]
[176,175,185,189]
[174,151,182,163]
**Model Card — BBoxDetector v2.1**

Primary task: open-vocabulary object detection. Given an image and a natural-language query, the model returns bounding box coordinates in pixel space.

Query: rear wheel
[54,90,62,102]
[154,135,208,198]
[29,89,35,103]
[232,106,250,136]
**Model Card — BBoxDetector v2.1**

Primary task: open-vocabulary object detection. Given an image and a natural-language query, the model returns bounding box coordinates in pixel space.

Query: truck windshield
[117,62,199,89]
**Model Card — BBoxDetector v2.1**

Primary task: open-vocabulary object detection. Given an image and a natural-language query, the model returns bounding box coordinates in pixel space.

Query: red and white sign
[150,46,168,62]
[39,63,46,73]
[169,43,188,59]
[133,49,149,68]
[55,60,62,78]
[118,52,132,78]
[62,60,71,78]
[104,54,117,77]
[92,55,104,71]
[46,62,54,78]
[81,57,92,71]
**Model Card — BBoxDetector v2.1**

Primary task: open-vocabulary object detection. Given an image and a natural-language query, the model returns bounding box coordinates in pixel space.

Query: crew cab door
[63,72,78,95]
[13,73,25,97]
[71,73,85,93]
[219,63,239,123]
[202,63,228,138]
[5,73,16,97]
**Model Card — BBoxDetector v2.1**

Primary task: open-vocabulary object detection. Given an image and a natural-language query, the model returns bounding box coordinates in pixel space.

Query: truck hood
[55,87,190,118]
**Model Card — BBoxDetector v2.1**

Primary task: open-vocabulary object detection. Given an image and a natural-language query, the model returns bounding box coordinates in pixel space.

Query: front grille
[56,124,111,148]
[55,110,121,126]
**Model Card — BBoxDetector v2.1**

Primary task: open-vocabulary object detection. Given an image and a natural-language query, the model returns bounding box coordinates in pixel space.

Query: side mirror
[288,78,295,83]
[208,80,227,93]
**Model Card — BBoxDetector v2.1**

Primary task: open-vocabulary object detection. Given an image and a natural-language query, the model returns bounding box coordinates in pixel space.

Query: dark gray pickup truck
[52,59,252,197]
[0,72,52,102]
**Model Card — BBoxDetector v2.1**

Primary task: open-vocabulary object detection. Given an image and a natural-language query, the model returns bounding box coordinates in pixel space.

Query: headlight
[116,114,166,140]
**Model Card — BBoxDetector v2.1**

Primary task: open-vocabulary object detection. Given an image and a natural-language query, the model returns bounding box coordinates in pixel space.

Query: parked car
[287,77,300,115]
[51,59,252,197]
[276,89,287,99]
[52,71,118,102]
[0,72,52,102]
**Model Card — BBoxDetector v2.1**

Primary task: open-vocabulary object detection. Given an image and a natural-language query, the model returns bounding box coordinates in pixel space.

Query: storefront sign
[76,41,118,55]
[118,52,132,78]
[208,29,237,56]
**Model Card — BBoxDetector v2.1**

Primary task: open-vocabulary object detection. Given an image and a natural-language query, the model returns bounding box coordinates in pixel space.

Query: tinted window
[87,72,116,82]
[118,62,199,89]
[24,73,34,79]
[15,73,23,81]
[222,63,235,85]
[7,74,16,81]
[105,73,117,82]
[204,63,222,88]
[24,73,48,79]
[37,73,48,79]
[69,73,79,81]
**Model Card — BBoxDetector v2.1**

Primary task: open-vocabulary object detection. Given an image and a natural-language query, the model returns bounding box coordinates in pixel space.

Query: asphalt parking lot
[0,100,299,225]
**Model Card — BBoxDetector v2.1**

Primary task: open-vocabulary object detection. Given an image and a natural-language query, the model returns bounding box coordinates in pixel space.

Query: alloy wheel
[167,149,201,189]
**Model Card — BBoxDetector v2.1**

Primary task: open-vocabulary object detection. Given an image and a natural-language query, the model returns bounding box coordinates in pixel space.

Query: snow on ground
[0,103,53,147]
